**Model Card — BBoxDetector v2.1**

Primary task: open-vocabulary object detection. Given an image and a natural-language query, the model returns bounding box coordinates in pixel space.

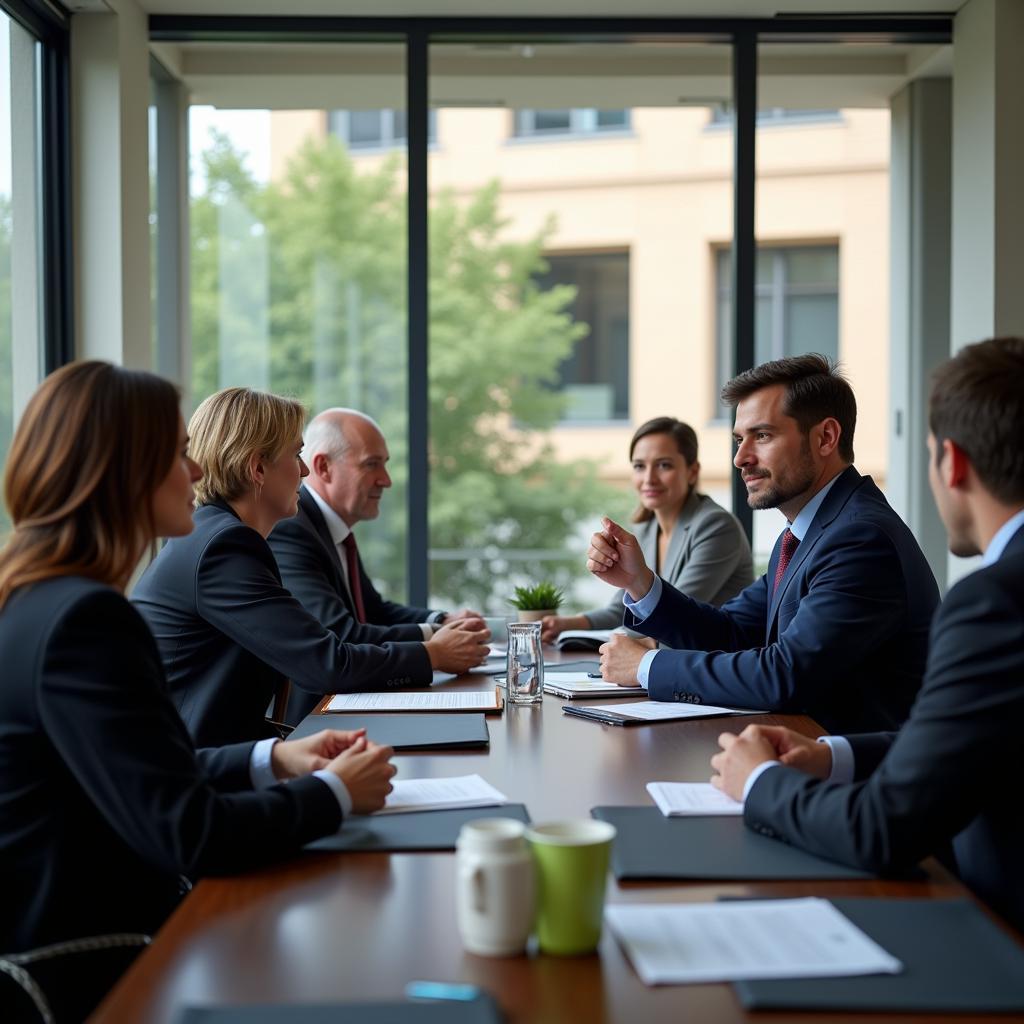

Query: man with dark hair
[710,337,1024,931]
[589,353,939,734]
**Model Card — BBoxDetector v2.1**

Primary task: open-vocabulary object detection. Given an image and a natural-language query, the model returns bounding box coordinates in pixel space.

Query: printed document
[326,690,501,712]
[376,774,509,815]
[647,782,744,817]
[604,701,762,721]
[606,898,903,985]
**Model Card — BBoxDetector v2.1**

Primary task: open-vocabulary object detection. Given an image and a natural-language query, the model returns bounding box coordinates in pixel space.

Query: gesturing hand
[587,518,655,599]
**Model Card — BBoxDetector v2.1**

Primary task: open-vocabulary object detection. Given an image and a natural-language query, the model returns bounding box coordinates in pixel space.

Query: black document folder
[307,803,531,853]
[591,806,873,880]
[179,997,503,1023]
[734,898,1024,1012]
[287,713,489,750]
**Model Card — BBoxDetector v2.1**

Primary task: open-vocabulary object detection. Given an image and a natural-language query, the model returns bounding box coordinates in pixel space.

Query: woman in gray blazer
[541,417,753,642]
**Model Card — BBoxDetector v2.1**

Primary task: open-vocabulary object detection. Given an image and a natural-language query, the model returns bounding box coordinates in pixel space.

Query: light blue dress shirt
[627,472,844,689]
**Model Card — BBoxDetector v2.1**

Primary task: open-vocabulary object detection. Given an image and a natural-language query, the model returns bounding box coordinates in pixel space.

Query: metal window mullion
[406,28,429,605]
[730,30,756,540]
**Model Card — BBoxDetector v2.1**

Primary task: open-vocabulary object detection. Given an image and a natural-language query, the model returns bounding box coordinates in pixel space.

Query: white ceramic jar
[455,818,535,956]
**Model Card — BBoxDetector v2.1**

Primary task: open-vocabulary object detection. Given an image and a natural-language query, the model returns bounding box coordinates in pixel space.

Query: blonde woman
[133,387,488,747]
[542,417,753,643]
[0,363,394,1018]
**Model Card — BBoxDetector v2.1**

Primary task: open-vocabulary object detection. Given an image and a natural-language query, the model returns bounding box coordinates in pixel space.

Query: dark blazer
[0,576,340,955]
[582,490,753,628]
[626,467,939,733]
[132,501,431,747]
[269,487,437,723]
[745,524,1024,932]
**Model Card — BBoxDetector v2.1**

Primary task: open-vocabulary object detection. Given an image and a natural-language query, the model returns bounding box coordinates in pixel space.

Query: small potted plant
[510,582,565,623]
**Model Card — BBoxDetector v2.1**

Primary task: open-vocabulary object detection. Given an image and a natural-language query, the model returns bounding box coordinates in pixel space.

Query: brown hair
[629,416,700,524]
[721,353,856,463]
[188,387,305,505]
[0,361,180,607]
[929,336,1024,504]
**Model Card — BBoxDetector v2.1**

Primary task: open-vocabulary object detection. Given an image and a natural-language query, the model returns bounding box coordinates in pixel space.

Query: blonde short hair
[188,387,305,505]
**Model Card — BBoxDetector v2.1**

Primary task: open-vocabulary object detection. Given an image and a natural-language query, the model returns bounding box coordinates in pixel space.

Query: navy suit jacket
[268,488,437,723]
[132,500,430,747]
[0,576,340,954]
[745,524,1024,932]
[627,467,940,733]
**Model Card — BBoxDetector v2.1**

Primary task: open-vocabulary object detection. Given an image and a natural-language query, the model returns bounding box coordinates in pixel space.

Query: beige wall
[270,104,892,496]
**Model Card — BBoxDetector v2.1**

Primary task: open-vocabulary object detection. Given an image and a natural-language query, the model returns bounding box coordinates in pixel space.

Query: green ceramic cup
[525,820,617,955]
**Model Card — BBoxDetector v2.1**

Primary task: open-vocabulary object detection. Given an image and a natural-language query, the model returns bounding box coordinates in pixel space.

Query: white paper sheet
[646,781,744,817]
[606,899,903,985]
[606,701,763,721]
[326,690,500,712]
[376,774,509,815]
[543,673,634,698]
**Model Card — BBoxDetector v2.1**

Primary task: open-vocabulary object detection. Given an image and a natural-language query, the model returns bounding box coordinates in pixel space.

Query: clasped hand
[709,725,833,801]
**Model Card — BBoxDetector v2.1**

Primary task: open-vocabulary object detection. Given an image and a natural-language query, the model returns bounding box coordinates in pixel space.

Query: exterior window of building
[715,245,839,419]
[535,251,630,422]
[329,108,436,149]
[513,108,630,138]
[708,104,841,128]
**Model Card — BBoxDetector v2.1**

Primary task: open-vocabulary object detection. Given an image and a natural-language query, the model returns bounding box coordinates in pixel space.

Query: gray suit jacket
[582,491,753,628]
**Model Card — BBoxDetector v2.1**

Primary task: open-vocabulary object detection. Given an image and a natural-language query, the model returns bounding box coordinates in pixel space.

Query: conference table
[93,652,1024,1023]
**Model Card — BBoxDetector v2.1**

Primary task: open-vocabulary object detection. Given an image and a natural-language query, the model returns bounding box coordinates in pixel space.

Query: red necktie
[341,534,367,623]
[772,528,800,596]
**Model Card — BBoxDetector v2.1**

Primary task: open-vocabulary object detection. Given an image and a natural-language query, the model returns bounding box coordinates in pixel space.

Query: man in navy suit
[589,354,939,734]
[711,337,1024,931]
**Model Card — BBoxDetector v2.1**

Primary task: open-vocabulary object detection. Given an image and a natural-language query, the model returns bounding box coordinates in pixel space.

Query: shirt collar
[788,470,844,541]
[983,507,1024,566]
[303,482,352,548]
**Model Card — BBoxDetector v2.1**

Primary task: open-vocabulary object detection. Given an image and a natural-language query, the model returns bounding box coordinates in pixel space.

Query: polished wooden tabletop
[93,655,1024,1023]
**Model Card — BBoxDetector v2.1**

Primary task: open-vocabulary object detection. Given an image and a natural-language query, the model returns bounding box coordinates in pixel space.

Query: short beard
[745,438,817,511]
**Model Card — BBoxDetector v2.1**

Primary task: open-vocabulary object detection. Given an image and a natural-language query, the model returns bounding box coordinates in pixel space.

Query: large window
[0,9,46,536]
[715,245,839,420]
[185,44,410,600]
[535,251,629,422]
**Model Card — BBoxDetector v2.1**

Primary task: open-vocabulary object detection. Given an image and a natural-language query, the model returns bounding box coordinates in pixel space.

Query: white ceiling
[138,0,963,17]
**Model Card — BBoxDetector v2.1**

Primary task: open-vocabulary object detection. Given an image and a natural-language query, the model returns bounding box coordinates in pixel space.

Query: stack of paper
[646,782,744,817]
[543,672,635,699]
[326,690,502,713]
[554,629,613,651]
[606,898,903,985]
[377,774,509,815]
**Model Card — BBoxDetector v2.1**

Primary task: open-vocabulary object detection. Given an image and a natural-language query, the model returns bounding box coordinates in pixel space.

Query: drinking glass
[506,622,543,705]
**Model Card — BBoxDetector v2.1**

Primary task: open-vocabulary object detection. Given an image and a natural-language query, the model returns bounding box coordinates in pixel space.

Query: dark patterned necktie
[341,533,367,623]
[773,528,800,596]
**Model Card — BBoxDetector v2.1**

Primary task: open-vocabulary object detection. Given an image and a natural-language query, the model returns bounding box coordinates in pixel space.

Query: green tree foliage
[190,133,623,609]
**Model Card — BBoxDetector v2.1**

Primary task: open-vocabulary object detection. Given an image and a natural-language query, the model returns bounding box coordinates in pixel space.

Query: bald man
[269,409,487,724]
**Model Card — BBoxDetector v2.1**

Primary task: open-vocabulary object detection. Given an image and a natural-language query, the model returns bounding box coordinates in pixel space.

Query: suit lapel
[766,467,864,637]
[298,488,349,587]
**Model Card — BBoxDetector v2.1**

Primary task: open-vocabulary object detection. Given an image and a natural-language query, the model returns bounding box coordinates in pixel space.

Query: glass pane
[532,109,572,133]
[596,109,629,129]
[348,110,385,146]
[786,246,839,288]
[188,43,408,599]
[429,39,733,610]
[0,15,43,537]
[787,294,838,359]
